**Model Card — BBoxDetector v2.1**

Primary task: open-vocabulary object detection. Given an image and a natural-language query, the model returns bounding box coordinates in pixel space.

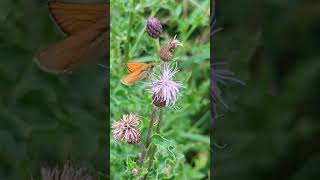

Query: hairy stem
[137,142,146,150]
[145,107,157,147]
[138,147,147,166]
[139,106,157,166]
[143,108,164,179]
[156,108,164,133]
[143,146,157,180]
[154,38,161,55]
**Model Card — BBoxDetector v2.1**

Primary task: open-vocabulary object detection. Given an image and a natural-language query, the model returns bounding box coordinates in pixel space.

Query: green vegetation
[110,0,210,179]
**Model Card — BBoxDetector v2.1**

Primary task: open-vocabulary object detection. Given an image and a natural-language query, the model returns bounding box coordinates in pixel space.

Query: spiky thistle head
[112,113,141,144]
[149,63,182,107]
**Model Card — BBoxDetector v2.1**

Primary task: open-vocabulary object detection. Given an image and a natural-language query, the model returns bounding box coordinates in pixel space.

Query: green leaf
[150,134,173,150]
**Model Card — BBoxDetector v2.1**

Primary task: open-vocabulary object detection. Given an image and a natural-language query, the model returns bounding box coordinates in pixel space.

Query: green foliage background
[213,0,320,180]
[0,0,108,179]
[2,0,318,179]
[110,0,210,179]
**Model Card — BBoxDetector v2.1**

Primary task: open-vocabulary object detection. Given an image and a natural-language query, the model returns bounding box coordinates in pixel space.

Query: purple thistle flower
[112,113,141,144]
[149,63,182,107]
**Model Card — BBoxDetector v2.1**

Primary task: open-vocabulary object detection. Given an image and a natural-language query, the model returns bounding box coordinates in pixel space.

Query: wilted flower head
[160,35,183,62]
[112,113,141,144]
[146,17,162,38]
[149,63,182,107]
[41,161,93,180]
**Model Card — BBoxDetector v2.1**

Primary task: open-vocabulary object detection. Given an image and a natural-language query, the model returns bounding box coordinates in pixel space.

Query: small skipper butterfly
[121,62,156,85]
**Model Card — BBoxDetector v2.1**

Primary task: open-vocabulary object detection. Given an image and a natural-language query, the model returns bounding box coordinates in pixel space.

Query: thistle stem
[137,142,146,150]
[143,108,164,179]
[138,147,147,166]
[138,106,157,166]
[154,38,161,55]
[156,108,164,133]
[187,0,209,16]
[143,146,157,180]
[145,106,157,147]
[148,146,157,169]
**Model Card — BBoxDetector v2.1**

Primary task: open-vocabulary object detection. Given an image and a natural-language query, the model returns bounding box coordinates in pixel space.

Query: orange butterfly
[121,62,156,85]
[34,1,109,73]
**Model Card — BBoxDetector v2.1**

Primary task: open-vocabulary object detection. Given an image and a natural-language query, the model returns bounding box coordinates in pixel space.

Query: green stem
[156,108,164,133]
[131,10,158,56]
[143,146,157,180]
[187,0,209,16]
[124,1,135,63]
[143,108,164,179]
[139,106,157,166]
[154,38,161,62]
[145,106,157,147]
[183,0,188,19]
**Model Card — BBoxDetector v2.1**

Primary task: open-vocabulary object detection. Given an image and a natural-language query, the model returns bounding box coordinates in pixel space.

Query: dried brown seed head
[160,35,182,62]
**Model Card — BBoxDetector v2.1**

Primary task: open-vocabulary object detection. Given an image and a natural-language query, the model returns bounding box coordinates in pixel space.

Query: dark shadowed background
[0,0,108,179]
[213,0,320,180]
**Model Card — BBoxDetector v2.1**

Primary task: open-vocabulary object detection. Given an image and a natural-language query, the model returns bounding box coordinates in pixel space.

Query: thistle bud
[160,35,183,62]
[152,94,166,108]
[132,168,139,176]
[146,17,162,38]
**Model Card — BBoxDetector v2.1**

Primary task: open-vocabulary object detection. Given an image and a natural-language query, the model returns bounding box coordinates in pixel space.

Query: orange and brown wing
[34,2,109,73]
[34,27,107,73]
[125,62,150,73]
[121,70,148,85]
[49,1,109,35]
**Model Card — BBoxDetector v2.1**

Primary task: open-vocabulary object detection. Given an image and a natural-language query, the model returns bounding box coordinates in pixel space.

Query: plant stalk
[138,106,157,166]
[154,38,161,55]
[145,106,157,147]
[124,1,135,63]
[143,108,164,179]
[156,108,164,133]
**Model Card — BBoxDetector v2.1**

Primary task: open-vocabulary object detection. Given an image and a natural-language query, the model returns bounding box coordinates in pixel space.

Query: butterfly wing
[121,70,148,85]
[48,1,109,35]
[125,62,150,73]
[34,26,108,73]
[34,2,109,73]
